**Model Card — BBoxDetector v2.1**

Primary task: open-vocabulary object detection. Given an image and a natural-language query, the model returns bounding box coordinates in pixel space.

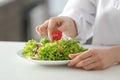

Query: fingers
[75,55,98,68]
[68,48,113,70]
[68,49,104,70]
[36,20,49,36]
[36,26,40,35]
[36,16,76,41]
[69,54,79,59]
[68,49,96,66]
[68,49,105,70]
[82,62,100,70]
[36,17,63,41]
[47,17,62,41]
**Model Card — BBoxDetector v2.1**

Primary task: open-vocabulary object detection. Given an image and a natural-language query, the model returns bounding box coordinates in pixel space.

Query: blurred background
[0,0,68,42]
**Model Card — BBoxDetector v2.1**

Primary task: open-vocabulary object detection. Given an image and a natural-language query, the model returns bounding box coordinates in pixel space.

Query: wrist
[109,46,120,63]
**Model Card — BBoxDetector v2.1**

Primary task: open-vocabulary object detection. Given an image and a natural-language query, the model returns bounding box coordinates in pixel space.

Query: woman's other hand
[68,47,118,70]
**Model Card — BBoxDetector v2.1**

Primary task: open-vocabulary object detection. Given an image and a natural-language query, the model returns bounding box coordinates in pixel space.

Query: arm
[60,0,97,44]
[36,0,97,42]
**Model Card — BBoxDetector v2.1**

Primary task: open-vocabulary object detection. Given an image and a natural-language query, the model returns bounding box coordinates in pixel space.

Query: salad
[22,38,88,60]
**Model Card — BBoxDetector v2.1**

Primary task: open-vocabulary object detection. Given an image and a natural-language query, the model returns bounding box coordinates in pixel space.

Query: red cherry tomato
[52,30,62,41]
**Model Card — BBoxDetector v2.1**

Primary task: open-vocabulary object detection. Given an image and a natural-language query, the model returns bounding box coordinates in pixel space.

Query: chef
[36,0,120,70]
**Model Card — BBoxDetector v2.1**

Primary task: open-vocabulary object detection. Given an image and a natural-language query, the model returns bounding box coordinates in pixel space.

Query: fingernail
[69,54,77,59]
[68,54,73,59]
[68,63,72,67]
[68,61,73,67]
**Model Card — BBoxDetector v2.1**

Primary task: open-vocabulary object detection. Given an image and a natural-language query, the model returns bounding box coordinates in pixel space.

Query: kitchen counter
[0,41,120,80]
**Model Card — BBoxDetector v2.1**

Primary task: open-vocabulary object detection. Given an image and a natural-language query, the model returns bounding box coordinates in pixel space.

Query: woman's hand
[68,47,118,70]
[36,16,77,41]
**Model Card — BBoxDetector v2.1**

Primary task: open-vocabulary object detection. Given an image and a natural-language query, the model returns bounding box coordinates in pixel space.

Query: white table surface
[0,41,120,80]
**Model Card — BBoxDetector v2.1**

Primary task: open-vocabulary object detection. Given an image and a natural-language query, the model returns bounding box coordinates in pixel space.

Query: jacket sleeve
[59,0,97,44]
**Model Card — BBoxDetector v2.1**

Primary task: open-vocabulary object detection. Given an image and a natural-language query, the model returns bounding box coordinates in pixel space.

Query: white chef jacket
[60,0,120,45]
